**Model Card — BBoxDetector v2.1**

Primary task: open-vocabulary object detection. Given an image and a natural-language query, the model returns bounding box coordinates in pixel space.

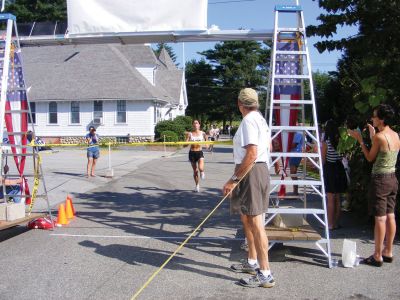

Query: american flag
[272,40,301,193]
[0,44,30,204]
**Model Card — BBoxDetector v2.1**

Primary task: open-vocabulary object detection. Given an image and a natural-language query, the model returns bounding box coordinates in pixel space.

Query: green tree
[199,41,270,125]
[307,0,400,123]
[304,71,347,124]
[6,0,67,22]
[185,58,217,124]
[153,43,177,63]
[307,0,400,218]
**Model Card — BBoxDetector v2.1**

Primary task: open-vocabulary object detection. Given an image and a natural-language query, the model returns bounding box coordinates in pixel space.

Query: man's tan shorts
[230,163,270,216]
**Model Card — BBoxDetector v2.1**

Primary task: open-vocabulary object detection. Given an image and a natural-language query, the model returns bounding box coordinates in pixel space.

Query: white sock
[248,258,258,265]
[260,269,271,277]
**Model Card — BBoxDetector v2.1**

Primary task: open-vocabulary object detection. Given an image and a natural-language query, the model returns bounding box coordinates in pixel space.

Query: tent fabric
[67,0,208,35]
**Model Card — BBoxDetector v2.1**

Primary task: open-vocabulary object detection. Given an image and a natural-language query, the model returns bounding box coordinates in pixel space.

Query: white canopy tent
[18,0,274,46]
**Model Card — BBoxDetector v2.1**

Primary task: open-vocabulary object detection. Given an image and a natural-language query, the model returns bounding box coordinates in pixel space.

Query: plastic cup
[354,255,361,267]
[331,258,339,268]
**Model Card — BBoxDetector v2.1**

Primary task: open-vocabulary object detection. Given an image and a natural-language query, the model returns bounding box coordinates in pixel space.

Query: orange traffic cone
[66,195,76,215]
[56,204,69,225]
[65,199,74,220]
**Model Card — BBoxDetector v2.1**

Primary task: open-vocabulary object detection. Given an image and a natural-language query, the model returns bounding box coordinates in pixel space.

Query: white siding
[32,100,156,137]
[135,67,155,85]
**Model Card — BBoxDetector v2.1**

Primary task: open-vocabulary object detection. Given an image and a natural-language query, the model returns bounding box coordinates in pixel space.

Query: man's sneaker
[230,259,259,275]
[200,172,205,180]
[239,269,275,288]
[195,185,200,193]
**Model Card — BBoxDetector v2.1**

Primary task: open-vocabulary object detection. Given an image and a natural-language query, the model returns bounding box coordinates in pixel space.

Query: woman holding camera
[348,104,400,267]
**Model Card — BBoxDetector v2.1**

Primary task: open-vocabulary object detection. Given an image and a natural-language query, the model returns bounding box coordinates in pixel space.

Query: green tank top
[371,134,399,174]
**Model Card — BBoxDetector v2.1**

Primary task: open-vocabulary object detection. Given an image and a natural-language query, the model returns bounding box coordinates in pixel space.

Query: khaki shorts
[230,163,270,216]
[369,173,398,217]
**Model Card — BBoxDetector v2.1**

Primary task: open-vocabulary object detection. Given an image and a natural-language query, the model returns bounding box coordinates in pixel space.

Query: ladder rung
[5,110,30,113]
[277,27,305,33]
[2,153,34,157]
[270,179,322,186]
[0,64,23,69]
[4,194,47,199]
[268,208,325,214]
[0,87,26,91]
[5,132,28,135]
[274,82,302,86]
[271,126,317,131]
[275,5,302,12]
[274,74,310,79]
[270,152,319,158]
[276,50,307,55]
[273,100,313,105]
[1,174,43,178]
[1,144,32,148]
[273,106,302,110]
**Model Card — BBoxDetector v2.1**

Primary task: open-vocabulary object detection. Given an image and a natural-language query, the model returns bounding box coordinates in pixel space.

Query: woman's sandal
[363,255,383,267]
[382,255,394,263]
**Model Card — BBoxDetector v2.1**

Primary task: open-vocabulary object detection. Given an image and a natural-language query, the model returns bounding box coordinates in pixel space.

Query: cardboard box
[6,202,25,221]
[271,206,305,228]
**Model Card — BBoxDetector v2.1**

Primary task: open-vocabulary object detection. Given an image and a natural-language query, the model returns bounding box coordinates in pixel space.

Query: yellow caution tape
[46,140,232,147]
[28,153,41,214]
[1,140,233,148]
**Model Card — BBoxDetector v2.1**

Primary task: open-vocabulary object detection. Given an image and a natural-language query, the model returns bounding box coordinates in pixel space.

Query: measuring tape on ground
[130,163,255,300]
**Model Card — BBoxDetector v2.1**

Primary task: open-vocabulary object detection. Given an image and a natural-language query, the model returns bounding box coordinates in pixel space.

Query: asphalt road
[0,145,399,300]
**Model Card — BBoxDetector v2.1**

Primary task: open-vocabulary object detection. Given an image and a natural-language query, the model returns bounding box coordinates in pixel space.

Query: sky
[164,0,357,72]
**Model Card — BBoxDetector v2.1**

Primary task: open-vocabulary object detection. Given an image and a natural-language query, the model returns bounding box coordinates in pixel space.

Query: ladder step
[277,27,305,33]
[271,126,317,131]
[0,87,26,92]
[4,194,48,199]
[1,144,32,149]
[5,132,29,135]
[2,153,35,157]
[5,110,30,113]
[271,152,319,158]
[275,5,302,12]
[268,208,325,214]
[274,74,310,79]
[276,50,307,55]
[275,82,302,86]
[272,100,313,105]
[0,64,23,69]
[1,174,44,178]
[273,106,302,110]
[270,179,322,186]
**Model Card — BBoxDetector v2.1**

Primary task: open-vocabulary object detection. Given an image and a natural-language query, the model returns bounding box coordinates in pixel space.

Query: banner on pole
[67,0,208,35]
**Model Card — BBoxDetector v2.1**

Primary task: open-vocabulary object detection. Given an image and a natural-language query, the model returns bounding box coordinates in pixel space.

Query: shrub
[154,120,185,140]
[160,130,179,142]
[173,115,193,132]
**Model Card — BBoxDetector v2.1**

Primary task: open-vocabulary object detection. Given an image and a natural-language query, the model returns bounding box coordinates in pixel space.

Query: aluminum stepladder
[0,13,53,224]
[265,4,332,267]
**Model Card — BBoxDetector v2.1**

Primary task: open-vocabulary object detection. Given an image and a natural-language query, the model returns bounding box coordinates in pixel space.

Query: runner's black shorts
[189,150,204,163]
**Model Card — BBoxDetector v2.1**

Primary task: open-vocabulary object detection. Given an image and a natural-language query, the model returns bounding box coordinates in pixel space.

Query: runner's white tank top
[189,132,205,142]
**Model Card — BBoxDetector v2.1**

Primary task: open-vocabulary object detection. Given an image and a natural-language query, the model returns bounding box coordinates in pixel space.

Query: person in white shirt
[223,88,275,288]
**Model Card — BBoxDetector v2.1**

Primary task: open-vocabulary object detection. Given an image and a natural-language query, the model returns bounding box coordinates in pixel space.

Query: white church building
[22,44,187,143]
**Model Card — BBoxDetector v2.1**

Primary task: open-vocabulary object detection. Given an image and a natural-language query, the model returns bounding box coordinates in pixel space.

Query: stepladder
[0,13,53,225]
[265,4,332,267]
